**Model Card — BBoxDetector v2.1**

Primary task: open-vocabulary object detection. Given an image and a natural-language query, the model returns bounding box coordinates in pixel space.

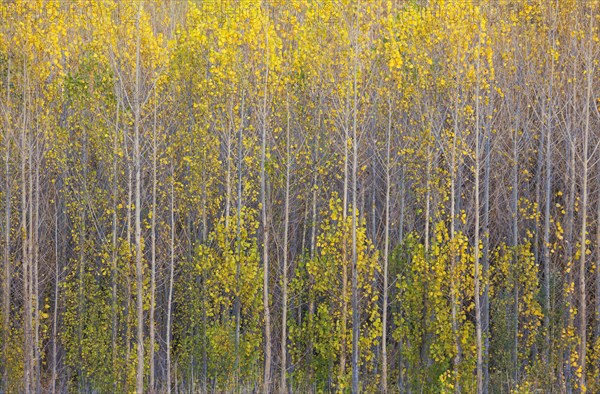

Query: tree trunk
[381,98,392,394]
[280,96,291,394]
[166,166,175,394]
[578,17,594,389]
[596,157,600,387]
[52,194,59,394]
[308,118,319,385]
[482,87,493,394]
[351,17,360,392]
[450,79,462,393]
[261,17,272,391]
[512,109,520,386]
[149,88,157,394]
[563,46,578,394]
[111,93,120,391]
[340,96,349,390]
[134,4,145,392]
[2,56,12,393]
[21,60,33,394]
[474,29,483,394]
[33,124,41,394]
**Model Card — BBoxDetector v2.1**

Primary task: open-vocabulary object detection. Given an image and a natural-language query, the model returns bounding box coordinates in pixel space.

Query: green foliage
[393,222,477,393]
[175,207,263,390]
[289,195,380,391]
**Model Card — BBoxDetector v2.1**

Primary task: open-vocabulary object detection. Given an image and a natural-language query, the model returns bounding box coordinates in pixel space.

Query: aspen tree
[280,94,291,394]
[474,17,484,394]
[111,89,120,392]
[381,96,392,394]
[0,1,599,391]
[577,5,596,389]
[149,86,157,394]
[51,192,59,394]
[133,3,144,392]
[261,6,272,390]
[20,58,33,394]
[351,2,360,391]
[166,162,175,394]
[2,49,11,394]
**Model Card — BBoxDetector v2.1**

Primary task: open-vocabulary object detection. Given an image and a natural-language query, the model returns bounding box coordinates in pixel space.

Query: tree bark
[577,14,594,389]
[381,97,392,394]
[280,96,291,394]
[111,92,120,391]
[51,193,59,394]
[474,27,483,394]
[21,59,33,394]
[166,168,175,394]
[134,4,145,392]
[149,87,157,394]
[351,11,360,391]
[261,15,272,391]
[2,56,12,393]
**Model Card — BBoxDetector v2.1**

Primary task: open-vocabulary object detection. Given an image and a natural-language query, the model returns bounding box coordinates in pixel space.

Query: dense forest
[0,0,599,392]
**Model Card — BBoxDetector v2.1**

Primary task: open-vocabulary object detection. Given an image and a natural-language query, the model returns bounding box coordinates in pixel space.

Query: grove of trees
[0,0,599,392]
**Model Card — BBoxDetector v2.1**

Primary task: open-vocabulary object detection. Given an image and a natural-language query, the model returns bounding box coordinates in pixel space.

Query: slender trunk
[28,148,35,393]
[397,166,405,392]
[280,96,291,394]
[420,146,432,375]
[134,4,145,392]
[111,94,120,391]
[563,46,578,394]
[166,168,175,394]
[474,29,483,394]
[124,117,133,392]
[371,152,376,243]
[381,98,392,394]
[201,153,208,393]
[450,43,464,388]
[578,18,594,389]
[512,112,520,385]
[340,242,349,386]
[424,149,431,251]
[231,109,239,383]
[149,87,157,394]
[2,57,12,393]
[301,192,308,255]
[308,125,318,383]
[534,121,544,278]
[261,18,272,390]
[340,99,349,389]
[51,195,59,394]
[450,81,462,393]
[578,129,588,394]
[200,87,209,393]
[482,86,492,394]
[33,127,40,394]
[21,60,32,394]
[564,137,576,392]
[596,161,600,384]
[225,123,232,229]
[78,126,88,391]
[399,167,405,244]
[542,41,555,367]
[351,12,360,391]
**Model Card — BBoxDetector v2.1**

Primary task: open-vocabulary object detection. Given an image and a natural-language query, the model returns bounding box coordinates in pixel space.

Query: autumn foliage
[0,0,599,393]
